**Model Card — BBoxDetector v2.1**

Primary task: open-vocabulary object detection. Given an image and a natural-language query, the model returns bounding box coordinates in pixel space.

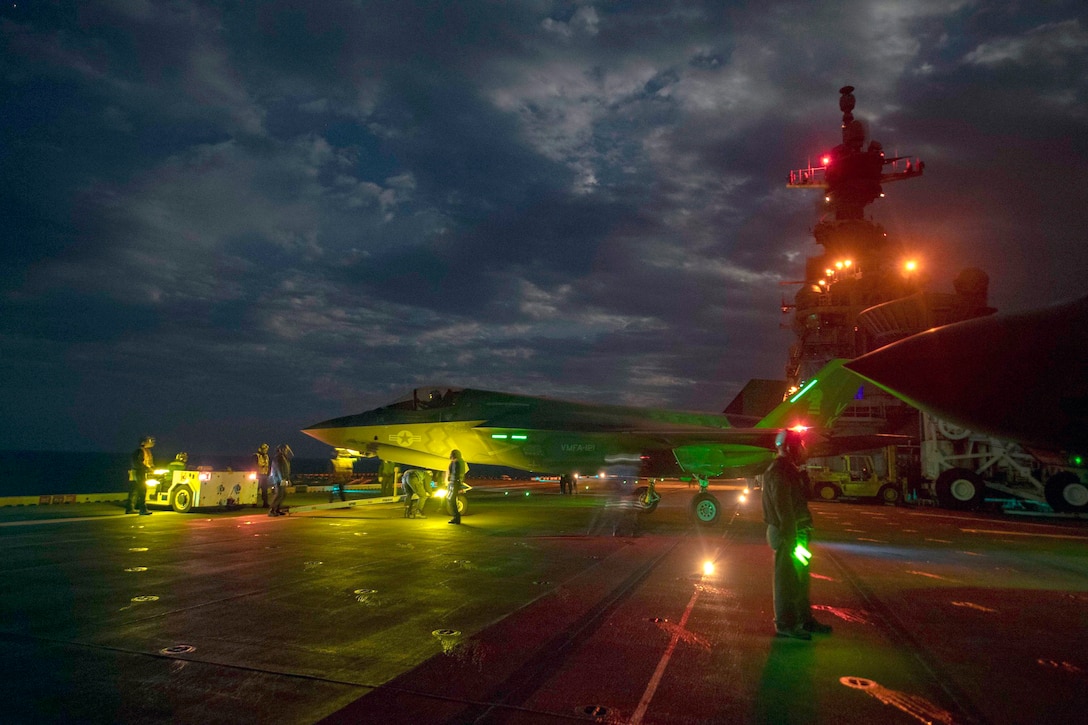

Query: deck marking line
[629,585,701,725]
[960,528,1085,540]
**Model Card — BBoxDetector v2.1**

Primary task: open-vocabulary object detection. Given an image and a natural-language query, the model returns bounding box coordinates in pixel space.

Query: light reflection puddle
[907,570,954,581]
[951,601,996,613]
[354,588,380,605]
[812,604,871,624]
[1037,659,1084,675]
[840,677,954,724]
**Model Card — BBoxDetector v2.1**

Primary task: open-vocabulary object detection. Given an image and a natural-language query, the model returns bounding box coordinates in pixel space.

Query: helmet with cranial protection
[774,428,808,463]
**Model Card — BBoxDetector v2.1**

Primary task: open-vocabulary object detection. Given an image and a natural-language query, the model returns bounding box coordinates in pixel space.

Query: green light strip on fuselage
[511,434,527,440]
[491,433,527,441]
[789,378,818,403]
[491,434,508,439]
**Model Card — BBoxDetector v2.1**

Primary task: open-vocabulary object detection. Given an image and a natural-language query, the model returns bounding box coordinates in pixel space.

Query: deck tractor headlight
[146,470,168,486]
[433,488,449,499]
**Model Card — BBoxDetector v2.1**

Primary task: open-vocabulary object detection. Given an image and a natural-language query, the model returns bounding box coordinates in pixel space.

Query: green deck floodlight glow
[790,378,818,403]
[793,543,812,566]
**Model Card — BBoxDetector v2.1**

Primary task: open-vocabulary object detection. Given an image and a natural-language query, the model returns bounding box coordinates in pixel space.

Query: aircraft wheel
[170,485,195,513]
[936,419,970,440]
[935,468,985,510]
[1045,472,1088,513]
[446,495,467,517]
[633,486,660,513]
[877,484,901,506]
[815,483,840,501]
[691,492,720,526]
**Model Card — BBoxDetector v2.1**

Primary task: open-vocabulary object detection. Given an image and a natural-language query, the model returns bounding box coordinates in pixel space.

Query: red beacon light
[821,155,831,166]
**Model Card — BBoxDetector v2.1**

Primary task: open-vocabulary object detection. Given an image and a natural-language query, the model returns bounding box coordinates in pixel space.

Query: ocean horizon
[0,451,366,497]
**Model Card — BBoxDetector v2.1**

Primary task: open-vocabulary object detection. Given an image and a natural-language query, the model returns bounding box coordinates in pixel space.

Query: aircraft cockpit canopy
[385,387,464,411]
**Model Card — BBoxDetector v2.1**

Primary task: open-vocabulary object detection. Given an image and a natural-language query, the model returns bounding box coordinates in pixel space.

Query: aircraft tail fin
[754,359,867,432]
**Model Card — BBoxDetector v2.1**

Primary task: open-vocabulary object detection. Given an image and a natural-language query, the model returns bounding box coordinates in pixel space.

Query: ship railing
[786,166,828,188]
[880,155,924,183]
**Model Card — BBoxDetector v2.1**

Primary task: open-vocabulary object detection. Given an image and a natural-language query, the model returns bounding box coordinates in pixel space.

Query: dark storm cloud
[2,0,1086,455]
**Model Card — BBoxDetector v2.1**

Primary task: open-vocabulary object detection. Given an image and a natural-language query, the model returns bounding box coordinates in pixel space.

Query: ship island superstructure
[783,85,993,398]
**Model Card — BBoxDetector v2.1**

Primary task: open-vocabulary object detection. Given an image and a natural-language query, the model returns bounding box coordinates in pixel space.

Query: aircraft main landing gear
[689,476,721,526]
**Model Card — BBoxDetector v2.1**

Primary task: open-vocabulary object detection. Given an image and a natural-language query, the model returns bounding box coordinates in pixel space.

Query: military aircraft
[845,295,1088,454]
[303,359,878,525]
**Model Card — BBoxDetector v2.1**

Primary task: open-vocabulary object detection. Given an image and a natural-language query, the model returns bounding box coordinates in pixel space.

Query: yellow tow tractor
[146,469,260,512]
[806,448,903,505]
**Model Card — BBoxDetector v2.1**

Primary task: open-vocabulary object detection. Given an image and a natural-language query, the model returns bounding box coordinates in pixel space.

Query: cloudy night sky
[2,1,1086,457]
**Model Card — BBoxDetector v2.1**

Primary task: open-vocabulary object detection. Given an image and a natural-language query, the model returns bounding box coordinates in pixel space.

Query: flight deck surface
[1,480,1085,724]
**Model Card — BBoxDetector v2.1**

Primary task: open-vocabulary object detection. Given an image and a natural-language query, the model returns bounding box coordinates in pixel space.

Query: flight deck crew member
[762,429,832,640]
[254,443,271,508]
[447,449,468,524]
[126,435,155,516]
[402,469,429,518]
[268,444,292,517]
[167,452,189,472]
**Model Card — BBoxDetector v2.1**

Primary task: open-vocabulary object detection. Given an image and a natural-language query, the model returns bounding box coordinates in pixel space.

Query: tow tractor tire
[814,483,840,501]
[446,495,467,517]
[691,492,721,526]
[1045,472,1088,513]
[170,485,195,513]
[877,484,901,506]
[633,485,660,513]
[935,468,985,510]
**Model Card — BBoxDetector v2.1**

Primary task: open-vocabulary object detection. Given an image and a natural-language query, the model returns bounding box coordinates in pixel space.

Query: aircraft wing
[809,433,913,458]
[846,295,1088,452]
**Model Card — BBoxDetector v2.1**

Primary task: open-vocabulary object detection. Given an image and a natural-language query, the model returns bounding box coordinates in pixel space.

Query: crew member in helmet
[126,435,155,516]
[447,449,468,524]
[762,428,832,640]
[268,444,293,517]
[168,452,189,472]
[254,443,271,508]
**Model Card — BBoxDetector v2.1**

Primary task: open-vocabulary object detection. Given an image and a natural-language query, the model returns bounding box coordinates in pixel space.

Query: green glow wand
[793,542,812,566]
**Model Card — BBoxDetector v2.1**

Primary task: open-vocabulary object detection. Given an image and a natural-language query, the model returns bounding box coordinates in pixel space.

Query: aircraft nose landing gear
[633,480,661,513]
